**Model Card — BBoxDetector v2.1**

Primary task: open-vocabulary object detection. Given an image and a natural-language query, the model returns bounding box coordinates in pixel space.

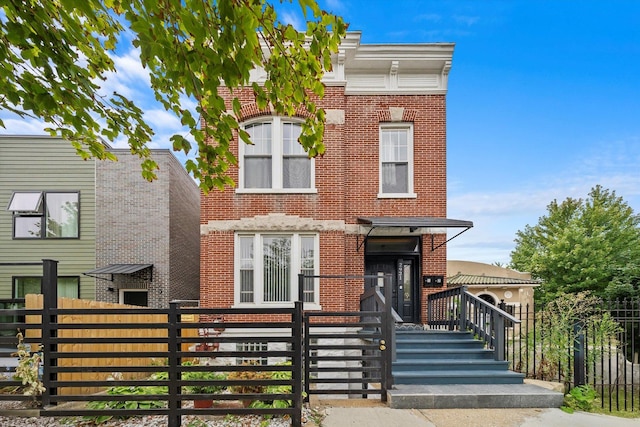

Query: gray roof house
[0,135,199,308]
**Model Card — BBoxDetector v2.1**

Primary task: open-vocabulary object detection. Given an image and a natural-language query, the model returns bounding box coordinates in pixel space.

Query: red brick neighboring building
[200,32,472,325]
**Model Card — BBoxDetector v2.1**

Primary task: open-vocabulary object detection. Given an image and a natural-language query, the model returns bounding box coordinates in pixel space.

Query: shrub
[12,330,44,397]
[562,384,599,413]
[249,362,295,412]
[181,361,226,395]
[84,372,167,424]
[227,367,269,395]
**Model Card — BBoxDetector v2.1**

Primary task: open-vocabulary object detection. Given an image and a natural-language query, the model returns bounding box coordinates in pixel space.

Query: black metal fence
[504,298,640,412]
[0,264,390,426]
[0,301,305,426]
[304,311,388,400]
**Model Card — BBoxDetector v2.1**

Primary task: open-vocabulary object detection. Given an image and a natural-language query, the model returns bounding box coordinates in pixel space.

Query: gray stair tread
[394,370,524,378]
[396,347,493,353]
[394,359,508,365]
[396,339,476,342]
[391,383,558,395]
[397,348,493,354]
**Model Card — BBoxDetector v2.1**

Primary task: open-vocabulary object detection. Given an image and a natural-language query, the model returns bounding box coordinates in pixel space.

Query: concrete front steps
[387,383,565,409]
[389,329,564,409]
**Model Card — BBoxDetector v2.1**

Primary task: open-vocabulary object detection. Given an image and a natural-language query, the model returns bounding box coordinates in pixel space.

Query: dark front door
[365,256,418,323]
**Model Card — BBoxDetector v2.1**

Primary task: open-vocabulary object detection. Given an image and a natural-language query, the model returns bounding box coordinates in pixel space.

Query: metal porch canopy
[357,216,473,251]
[83,264,153,282]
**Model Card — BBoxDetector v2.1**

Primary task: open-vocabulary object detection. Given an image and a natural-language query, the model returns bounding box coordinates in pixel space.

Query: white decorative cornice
[201,213,346,234]
[249,32,454,95]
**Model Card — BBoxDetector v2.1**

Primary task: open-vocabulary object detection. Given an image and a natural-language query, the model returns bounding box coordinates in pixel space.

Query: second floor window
[7,191,79,239]
[379,125,415,197]
[240,118,313,191]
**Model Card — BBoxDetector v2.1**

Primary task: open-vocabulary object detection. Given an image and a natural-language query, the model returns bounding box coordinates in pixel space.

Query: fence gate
[303,310,390,401]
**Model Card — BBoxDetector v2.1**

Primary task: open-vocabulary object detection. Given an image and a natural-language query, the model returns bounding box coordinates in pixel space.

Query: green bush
[562,385,599,413]
[249,363,294,413]
[85,371,168,424]
[181,361,227,394]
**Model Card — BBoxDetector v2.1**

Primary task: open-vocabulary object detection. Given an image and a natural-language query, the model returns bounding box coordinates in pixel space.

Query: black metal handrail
[358,275,401,368]
[427,286,520,361]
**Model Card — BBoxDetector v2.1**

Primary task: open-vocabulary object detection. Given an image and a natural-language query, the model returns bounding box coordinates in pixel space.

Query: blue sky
[2,1,639,266]
[321,0,640,265]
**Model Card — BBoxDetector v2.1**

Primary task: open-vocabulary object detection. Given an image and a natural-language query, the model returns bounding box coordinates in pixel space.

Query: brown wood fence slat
[24,295,197,396]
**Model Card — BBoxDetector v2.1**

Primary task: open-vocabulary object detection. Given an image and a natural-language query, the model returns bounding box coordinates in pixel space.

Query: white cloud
[453,15,479,26]
[280,11,304,30]
[324,0,346,12]
[144,109,183,136]
[112,49,151,85]
[415,14,442,23]
[447,135,640,265]
[98,48,151,102]
[0,115,47,135]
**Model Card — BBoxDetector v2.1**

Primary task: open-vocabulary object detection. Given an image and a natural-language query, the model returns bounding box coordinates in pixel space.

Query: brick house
[0,136,200,308]
[200,32,472,324]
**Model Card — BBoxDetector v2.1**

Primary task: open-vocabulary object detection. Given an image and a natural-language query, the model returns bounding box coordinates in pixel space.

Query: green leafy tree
[511,186,640,303]
[533,292,621,383]
[0,0,347,192]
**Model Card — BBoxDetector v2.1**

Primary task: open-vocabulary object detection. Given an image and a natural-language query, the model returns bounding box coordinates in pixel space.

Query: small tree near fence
[532,291,621,385]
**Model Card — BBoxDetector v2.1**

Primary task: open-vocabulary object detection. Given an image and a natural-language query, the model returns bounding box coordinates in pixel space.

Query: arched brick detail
[376,110,391,122]
[237,102,313,122]
[376,108,419,123]
[403,109,418,122]
[238,103,271,121]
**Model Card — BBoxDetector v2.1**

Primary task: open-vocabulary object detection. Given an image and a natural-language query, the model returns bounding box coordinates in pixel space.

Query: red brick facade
[200,35,455,324]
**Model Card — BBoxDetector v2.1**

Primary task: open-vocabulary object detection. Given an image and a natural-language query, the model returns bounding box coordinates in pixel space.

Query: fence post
[293,301,303,427]
[573,321,586,387]
[493,310,505,361]
[298,273,305,303]
[303,309,310,403]
[167,302,180,427]
[459,287,468,331]
[383,274,394,389]
[41,259,58,408]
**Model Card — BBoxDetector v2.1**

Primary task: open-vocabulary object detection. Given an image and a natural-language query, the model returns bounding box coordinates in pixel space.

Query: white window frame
[119,289,149,306]
[237,117,316,194]
[378,124,416,198]
[236,341,269,365]
[233,232,320,309]
[7,191,80,239]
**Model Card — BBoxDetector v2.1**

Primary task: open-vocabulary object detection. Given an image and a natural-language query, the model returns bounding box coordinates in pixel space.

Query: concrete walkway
[320,406,640,427]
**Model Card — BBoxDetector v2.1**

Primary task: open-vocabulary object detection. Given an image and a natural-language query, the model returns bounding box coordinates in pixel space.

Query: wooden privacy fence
[25,295,198,396]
